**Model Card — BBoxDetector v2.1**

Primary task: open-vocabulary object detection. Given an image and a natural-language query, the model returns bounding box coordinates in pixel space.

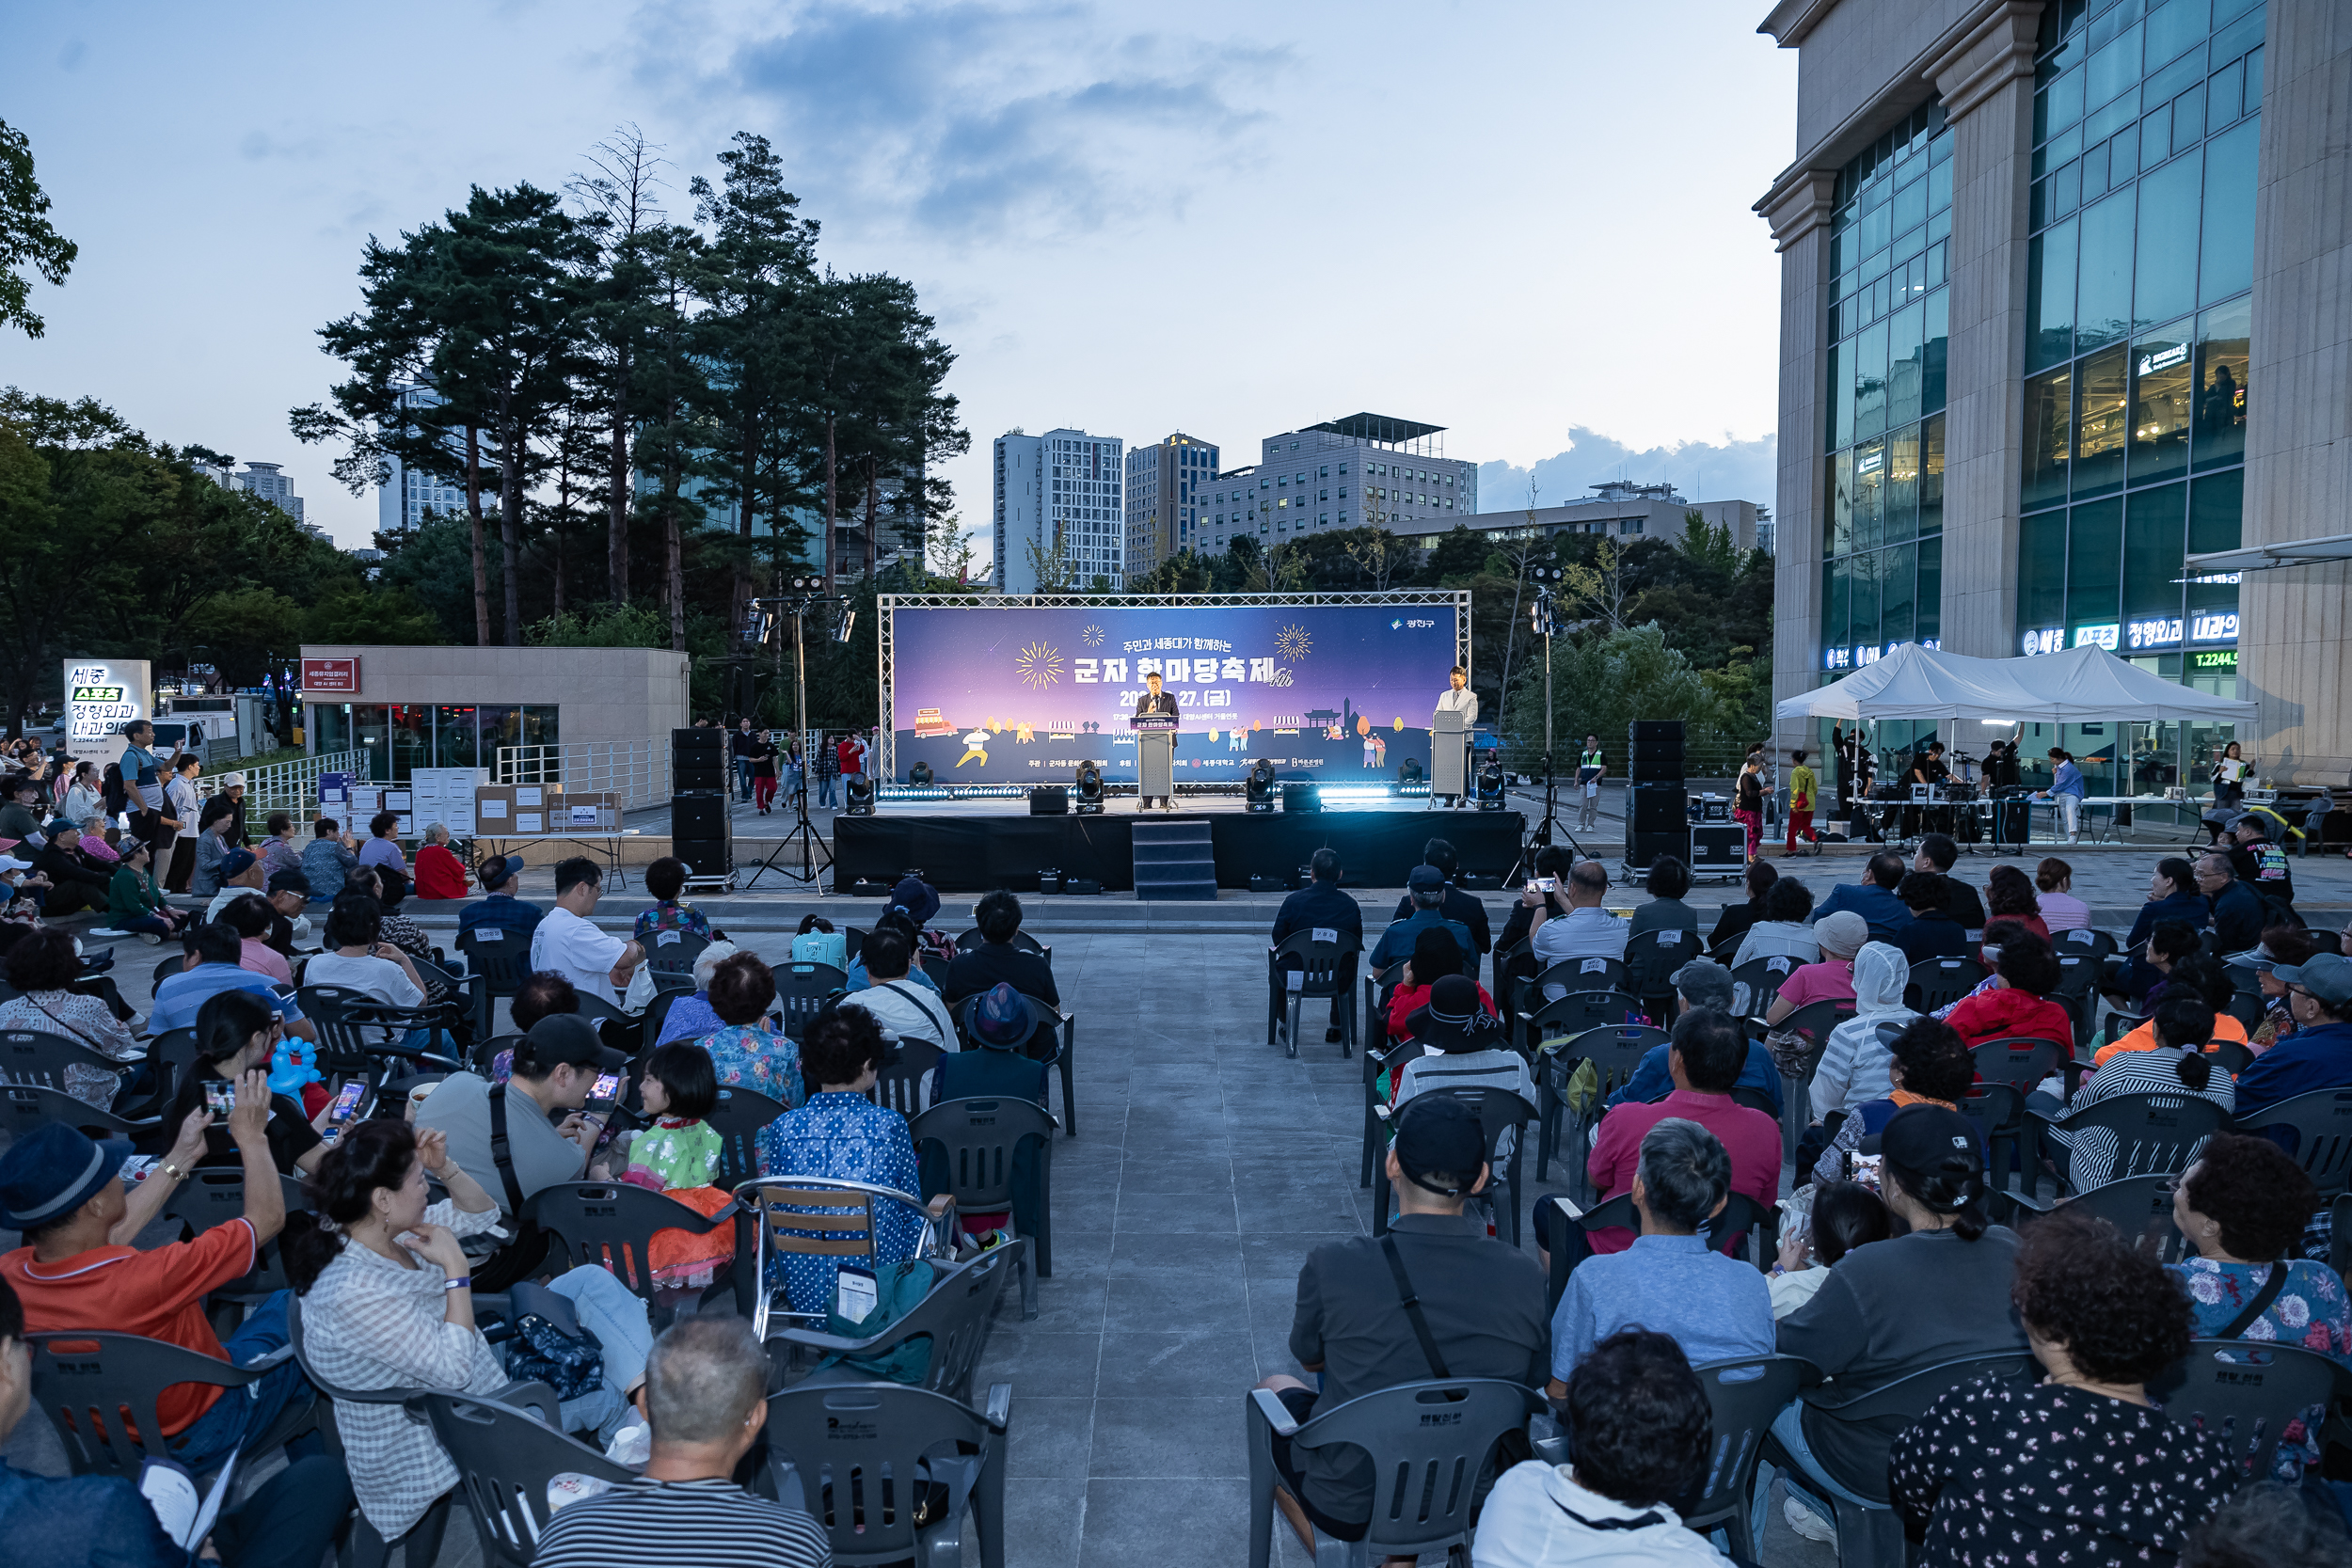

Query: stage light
[1244,758,1276,814]
[1074,760,1105,816]
[1475,756,1506,811]
[844,774,876,816]
[833,608,856,644]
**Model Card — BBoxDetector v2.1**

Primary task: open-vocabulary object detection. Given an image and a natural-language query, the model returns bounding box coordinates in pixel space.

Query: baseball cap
[1670,958,1736,1011]
[1815,910,1869,959]
[1406,863,1444,894]
[887,876,940,928]
[971,982,1029,1050]
[1876,1103,1984,1210]
[0,1121,135,1231]
[2273,954,2352,1008]
[4,774,37,797]
[219,772,247,789]
[266,867,312,897]
[1391,1095,1487,1198]
[220,847,259,879]
[513,1013,628,1076]
[43,817,77,835]
[479,853,518,890]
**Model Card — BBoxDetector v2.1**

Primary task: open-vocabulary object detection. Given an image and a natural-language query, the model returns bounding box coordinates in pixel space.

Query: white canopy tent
[1777,641,2255,725]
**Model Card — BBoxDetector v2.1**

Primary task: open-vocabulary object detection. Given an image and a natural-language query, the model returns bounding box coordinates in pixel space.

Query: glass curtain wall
[305,703,560,782]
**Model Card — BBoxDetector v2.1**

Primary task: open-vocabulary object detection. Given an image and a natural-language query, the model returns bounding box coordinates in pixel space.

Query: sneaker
[1784,1496,1837,1544]
[137,931,163,946]
[1325,1026,1343,1043]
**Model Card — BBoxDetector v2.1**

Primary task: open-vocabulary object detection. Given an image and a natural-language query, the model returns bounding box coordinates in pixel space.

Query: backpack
[792,928,847,969]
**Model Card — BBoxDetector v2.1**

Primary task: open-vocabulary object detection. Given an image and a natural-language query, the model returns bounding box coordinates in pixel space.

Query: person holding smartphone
[144,988,330,1176]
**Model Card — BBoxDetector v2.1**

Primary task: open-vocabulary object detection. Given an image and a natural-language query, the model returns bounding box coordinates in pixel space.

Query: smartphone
[321,1082,366,1142]
[202,1079,236,1116]
[1535,877,1557,893]
[590,1071,623,1103]
[1850,1153,1884,1190]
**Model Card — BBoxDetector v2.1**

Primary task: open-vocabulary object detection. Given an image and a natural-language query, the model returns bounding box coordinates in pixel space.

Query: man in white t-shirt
[530,856,645,1007]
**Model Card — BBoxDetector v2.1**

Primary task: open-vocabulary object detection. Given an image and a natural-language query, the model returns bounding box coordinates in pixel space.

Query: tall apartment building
[375,385,467,535]
[1122,433,1220,578]
[236,462,305,524]
[1757,0,2349,774]
[993,428,1124,593]
[1197,413,1476,554]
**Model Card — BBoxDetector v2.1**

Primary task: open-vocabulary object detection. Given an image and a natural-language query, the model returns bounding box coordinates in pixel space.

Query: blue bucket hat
[0,1121,134,1231]
[888,876,940,928]
[972,982,1029,1050]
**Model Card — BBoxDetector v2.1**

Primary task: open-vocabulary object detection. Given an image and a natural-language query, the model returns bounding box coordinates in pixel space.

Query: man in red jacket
[1582,1007,1780,1255]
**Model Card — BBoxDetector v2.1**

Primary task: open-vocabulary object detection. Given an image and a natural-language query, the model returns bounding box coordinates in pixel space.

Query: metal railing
[496,742,671,812]
[195,750,365,816]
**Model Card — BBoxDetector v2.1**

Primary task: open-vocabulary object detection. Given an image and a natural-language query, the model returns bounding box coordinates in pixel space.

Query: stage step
[1131,818,1216,901]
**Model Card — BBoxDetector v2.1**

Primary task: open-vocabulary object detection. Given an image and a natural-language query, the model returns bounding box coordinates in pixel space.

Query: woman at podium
[1134,671,1179,808]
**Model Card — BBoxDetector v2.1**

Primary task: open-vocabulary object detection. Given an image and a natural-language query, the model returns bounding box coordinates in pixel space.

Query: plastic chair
[2057,927,2119,963]
[1359,1036,1424,1190]
[909,1095,1057,1318]
[766,1244,1023,1402]
[1970,1037,2066,1186]
[956,928,1048,963]
[469,1030,527,1079]
[870,1036,944,1118]
[138,1026,200,1116]
[1625,927,1703,1018]
[2028,1091,2228,1193]
[570,990,642,1058]
[161,1166,309,1307]
[455,927,532,1039]
[739,1174,948,1340]
[2152,1339,2349,1487]
[705,1082,787,1193]
[1767,997,1852,1159]
[775,961,848,1041]
[1246,1377,1549,1568]
[1905,957,1984,1014]
[417,1386,633,1568]
[0,1027,135,1101]
[1726,956,1798,1023]
[0,1081,157,1142]
[1268,929,1361,1059]
[1761,1352,2032,1561]
[643,927,708,976]
[151,952,190,994]
[1516,958,1629,1018]
[1677,1355,1817,1560]
[1372,1085,1536,1244]
[2229,1088,2352,1200]
[521,1180,741,1323]
[25,1330,316,1482]
[762,1379,1010,1568]
[1989,1173,2190,1262]
[1534,1021,1665,1185]
[284,1293,457,1568]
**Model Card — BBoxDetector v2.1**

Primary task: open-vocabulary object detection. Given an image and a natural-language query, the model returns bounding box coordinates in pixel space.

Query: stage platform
[832,799,1528,893]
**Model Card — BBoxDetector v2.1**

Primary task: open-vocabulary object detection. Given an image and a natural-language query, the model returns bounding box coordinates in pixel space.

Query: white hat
[219,772,247,788]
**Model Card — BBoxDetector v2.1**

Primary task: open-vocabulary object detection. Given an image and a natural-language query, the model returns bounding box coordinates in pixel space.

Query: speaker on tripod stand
[671,729,733,879]
[1625,720,1687,871]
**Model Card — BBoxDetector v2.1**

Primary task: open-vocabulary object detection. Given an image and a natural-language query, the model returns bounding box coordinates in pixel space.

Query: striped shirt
[2047,1048,2234,1189]
[532,1477,831,1567]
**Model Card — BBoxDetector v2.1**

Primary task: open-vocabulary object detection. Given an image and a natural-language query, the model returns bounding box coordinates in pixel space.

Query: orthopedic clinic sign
[64,658,151,746]
[300,657,361,695]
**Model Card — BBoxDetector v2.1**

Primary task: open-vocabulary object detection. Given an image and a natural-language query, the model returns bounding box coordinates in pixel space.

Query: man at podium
[1134,670,1179,809]
[1431,666,1478,806]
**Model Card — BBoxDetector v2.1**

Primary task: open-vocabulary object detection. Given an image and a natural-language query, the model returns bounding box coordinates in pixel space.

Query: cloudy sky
[1,0,1798,555]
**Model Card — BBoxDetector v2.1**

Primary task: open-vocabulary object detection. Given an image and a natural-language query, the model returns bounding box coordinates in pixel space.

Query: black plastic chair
[643,926,709,977]
[570,990,642,1057]
[1726,956,1798,1022]
[454,927,532,1040]
[705,1082,788,1193]
[469,1030,527,1079]
[1989,1173,2190,1262]
[1516,958,1629,1018]
[418,1387,633,1568]
[284,1292,458,1568]
[1677,1355,1817,1560]
[2230,1087,2352,1200]
[1534,1020,1665,1186]
[161,1166,309,1310]
[0,1080,157,1142]
[2152,1339,2348,1487]
[1268,929,1361,1059]
[1626,927,1703,1019]
[1373,1085,1537,1244]
[25,1330,316,1482]
[1970,1036,2066,1187]
[1905,956,1984,1014]
[151,952,190,994]
[957,927,1048,963]
[639,985,685,1050]
[1359,1036,1424,1190]
[520,1180,741,1324]
[870,1036,944,1118]
[909,1095,1057,1317]
[762,1379,1010,1568]
[775,961,847,1041]
[765,1245,1022,1403]
[0,1027,135,1101]
[2057,927,2119,963]
[135,1026,200,1118]
[1246,1377,1548,1568]
[2028,1091,2229,1193]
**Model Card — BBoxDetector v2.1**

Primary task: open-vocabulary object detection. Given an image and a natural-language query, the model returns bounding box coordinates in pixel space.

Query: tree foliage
[0,119,75,341]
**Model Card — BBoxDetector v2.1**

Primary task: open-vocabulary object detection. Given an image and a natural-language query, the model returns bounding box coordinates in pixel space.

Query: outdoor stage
[829,796,1529,893]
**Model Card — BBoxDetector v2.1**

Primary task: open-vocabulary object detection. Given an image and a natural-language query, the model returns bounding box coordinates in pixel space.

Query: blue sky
[0,0,1797,554]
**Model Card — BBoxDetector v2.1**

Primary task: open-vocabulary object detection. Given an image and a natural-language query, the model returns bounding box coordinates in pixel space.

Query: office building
[1123,433,1220,578]
[375,385,468,535]
[1199,413,1477,554]
[993,428,1124,593]
[236,462,305,524]
[1756,0,2351,773]
[1385,483,1767,553]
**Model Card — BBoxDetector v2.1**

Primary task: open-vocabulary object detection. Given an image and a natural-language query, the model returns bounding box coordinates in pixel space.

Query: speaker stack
[1625,720,1687,871]
[671,728,732,878]
[1028,785,1069,816]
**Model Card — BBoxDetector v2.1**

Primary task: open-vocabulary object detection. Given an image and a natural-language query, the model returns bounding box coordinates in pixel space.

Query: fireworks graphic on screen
[1277,623,1312,663]
[1016,641,1064,689]
[1080,624,1104,647]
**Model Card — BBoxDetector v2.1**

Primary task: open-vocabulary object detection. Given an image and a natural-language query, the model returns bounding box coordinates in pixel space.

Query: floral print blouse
[1890,1378,2235,1566]
[634,899,713,943]
[698,1022,803,1115]
[2170,1256,2352,1478]
[755,1091,922,1316]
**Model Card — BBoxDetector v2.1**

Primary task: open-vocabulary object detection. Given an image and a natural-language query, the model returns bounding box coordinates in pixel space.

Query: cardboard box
[516,811,546,834]
[514,784,547,810]
[564,792,618,832]
[474,786,514,828]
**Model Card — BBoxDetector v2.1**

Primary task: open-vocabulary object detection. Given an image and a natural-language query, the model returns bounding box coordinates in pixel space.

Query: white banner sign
[65,658,151,748]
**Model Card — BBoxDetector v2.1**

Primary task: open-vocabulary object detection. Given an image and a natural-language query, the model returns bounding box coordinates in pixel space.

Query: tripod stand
[1510,574,1585,882]
[739,582,844,891]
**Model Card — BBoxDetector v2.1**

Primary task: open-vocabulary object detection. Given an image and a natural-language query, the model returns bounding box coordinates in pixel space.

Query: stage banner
[886,598,1463,784]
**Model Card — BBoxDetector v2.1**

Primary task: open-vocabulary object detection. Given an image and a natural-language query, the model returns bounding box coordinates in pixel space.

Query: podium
[1431,707,1469,801]
[1131,715,1178,805]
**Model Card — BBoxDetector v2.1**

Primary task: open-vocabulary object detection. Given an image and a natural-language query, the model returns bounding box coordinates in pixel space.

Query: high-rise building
[1755,0,2345,770]
[1197,414,1476,555]
[236,462,305,524]
[376,385,467,535]
[1122,433,1220,578]
[993,428,1124,593]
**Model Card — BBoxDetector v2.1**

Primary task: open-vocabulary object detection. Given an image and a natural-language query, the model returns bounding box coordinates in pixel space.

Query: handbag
[812,1259,938,1385]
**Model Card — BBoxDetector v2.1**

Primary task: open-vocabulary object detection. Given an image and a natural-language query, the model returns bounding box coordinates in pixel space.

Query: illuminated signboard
[2192,650,2238,671]
[1823,647,1851,670]
[2189,611,2241,642]
[2021,628,2063,656]
[63,658,151,747]
[2135,341,2190,377]
[2073,624,2120,650]
[2126,617,2184,649]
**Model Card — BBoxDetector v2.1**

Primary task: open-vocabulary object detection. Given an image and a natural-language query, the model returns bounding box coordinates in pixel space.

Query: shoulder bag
[469,1083,557,1291]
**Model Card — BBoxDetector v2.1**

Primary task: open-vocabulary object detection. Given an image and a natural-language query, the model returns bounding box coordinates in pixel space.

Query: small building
[1391,483,1767,553]
[298,643,689,782]
[1199,413,1477,554]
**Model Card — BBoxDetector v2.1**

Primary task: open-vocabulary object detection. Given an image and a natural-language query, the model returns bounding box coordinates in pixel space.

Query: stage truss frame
[876,590,1473,783]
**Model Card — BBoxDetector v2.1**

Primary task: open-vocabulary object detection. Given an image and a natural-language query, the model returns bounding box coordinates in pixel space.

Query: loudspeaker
[1028,785,1069,816]
[674,728,729,793]
[1630,784,1687,832]
[1627,719,1685,784]
[1688,822,1747,873]
[672,727,725,752]
[1282,783,1322,814]
[1624,828,1687,871]
[1628,721,1686,741]
[670,794,731,878]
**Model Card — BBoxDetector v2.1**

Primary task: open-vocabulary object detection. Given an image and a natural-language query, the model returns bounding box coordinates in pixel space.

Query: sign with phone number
[63,658,151,747]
